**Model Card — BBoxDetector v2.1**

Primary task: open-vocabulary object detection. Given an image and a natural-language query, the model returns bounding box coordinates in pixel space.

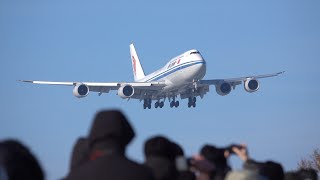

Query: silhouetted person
[260,161,284,180]
[200,144,231,180]
[298,168,318,180]
[0,139,44,180]
[171,141,196,180]
[285,168,318,180]
[65,110,154,180]
[232,145,284,180]
[69,137,89,171]
[285,171,302,180]
[144,136,179,180]
[243,160,284,180]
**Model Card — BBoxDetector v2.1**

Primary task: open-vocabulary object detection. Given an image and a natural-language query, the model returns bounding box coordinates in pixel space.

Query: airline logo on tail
[132,56,136,76]
[130,43,146,82]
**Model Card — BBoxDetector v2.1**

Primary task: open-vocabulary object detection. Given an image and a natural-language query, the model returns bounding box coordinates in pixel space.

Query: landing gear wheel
[143,99,152,109]
[155,102,159,108]
[160,101,164,108]
[175,101,179,107]
[170,101,174,108]
[187,97,197,108]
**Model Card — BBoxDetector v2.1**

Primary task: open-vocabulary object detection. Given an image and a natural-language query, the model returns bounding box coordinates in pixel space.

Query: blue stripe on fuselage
[144,60,205,82]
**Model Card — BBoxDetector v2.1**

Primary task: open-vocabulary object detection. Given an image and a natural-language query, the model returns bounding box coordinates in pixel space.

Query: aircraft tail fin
[130,43,146,82]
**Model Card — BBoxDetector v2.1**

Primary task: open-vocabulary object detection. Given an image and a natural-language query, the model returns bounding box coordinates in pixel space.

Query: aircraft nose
[199,58,206,69]
[195,59,206,80]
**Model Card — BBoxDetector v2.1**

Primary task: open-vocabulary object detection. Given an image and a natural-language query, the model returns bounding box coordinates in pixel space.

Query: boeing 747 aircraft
[20,43,284,109]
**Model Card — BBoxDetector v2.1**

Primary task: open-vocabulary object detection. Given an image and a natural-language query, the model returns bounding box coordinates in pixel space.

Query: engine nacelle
[216,81,232,96]
[118,84,134,99]
[244,78,260,92]
[73,84,89,98]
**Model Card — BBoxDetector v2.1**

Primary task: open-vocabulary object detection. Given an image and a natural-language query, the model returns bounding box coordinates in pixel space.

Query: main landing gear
[143,97,196,109]
[170,97,179,108]
[170,100,179,108]
[143,99,164,109]
[155,101,164,108]
[143,99,152,109]
[188,97,196,108]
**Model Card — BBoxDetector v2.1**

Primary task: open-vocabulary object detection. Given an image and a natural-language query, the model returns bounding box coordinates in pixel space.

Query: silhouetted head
[144,136,180,180]
[284,171,302,180]
[170,141,197,180]
[298,168,318,180]
[200,144,231,180]
[70,137,89,170]
[200,144,228,169]
[259,161,284,180]
[0,139,44,180]
[285,168,318,180]
[88,110,135,151]
[144,136,176,161]
[171,141,184,157]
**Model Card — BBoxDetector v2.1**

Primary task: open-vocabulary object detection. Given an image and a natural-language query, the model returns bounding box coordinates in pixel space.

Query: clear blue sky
[1,0,320,179]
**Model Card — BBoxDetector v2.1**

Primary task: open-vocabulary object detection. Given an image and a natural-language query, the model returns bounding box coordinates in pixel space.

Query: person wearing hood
[69,137,89,171]
[65,110,154,180]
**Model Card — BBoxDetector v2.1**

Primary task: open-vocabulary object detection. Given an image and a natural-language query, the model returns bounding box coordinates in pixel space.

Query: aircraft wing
[19,80,166,95]
[179,71,284,100]
[199,71,285,86]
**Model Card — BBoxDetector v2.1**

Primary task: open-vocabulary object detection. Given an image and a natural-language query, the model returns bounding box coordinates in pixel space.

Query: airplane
[20,43,284,109]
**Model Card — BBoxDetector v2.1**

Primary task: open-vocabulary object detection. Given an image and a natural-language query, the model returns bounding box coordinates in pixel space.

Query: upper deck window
[190,51,200,55]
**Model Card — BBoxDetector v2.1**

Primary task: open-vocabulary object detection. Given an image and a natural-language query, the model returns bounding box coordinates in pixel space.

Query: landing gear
[143,99,165,109]
[188,97,196,108]
[170,97,179,108]
[155,101,164,108]
[143,99,152,109]
[170,101,179,108]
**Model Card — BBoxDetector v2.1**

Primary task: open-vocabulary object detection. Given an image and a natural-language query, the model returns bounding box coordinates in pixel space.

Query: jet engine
[118,84,134,99]
[244,78,260,92]
[216,81,232,96]
[73,84,89,98]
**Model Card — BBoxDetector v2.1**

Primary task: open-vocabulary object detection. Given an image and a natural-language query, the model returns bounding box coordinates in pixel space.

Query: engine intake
[216,81,231,96]
[73,84,89,98]
[118,84,134,99]
[244,78,259,92]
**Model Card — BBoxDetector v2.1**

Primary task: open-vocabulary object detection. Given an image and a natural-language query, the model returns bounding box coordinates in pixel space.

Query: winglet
[130,43,146,82]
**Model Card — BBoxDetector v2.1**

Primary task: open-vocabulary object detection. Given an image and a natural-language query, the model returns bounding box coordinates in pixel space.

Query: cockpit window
[190,51,200,55]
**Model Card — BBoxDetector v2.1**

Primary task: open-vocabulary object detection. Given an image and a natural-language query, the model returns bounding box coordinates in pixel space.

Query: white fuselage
[137,49,206,92]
